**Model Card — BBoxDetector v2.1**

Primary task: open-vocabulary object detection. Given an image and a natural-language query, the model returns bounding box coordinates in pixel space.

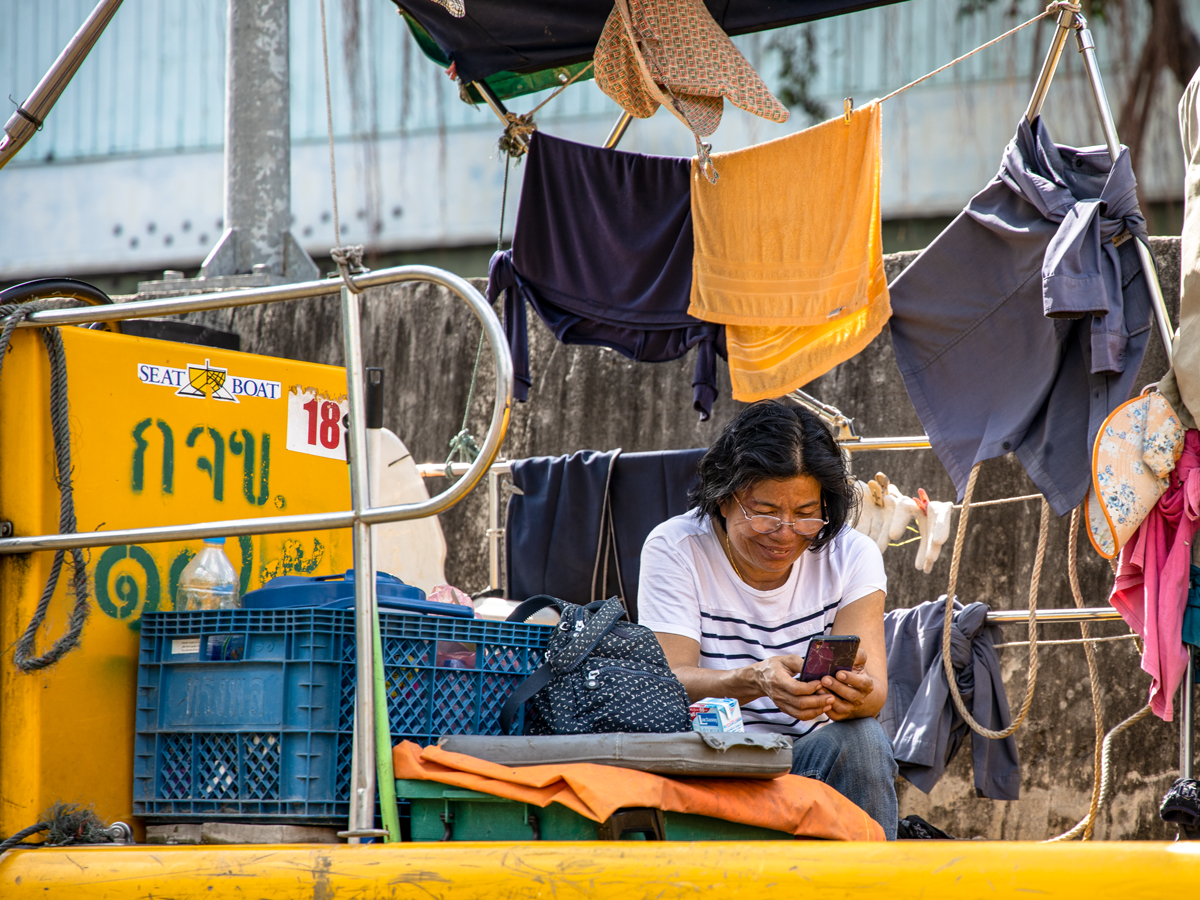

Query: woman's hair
[689,400,858,553]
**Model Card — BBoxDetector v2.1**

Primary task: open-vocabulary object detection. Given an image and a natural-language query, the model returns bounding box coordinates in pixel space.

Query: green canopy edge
[401,12,597,105]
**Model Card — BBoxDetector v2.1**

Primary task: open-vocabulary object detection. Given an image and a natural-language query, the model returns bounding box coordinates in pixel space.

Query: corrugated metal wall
[0,0,1192,279]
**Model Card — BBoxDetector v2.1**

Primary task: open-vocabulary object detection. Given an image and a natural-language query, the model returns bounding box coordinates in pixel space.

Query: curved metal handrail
[0,264,513,553]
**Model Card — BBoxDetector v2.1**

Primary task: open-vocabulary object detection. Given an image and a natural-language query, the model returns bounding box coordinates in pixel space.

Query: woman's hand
[749,655,835,721]
[817,647,876,721]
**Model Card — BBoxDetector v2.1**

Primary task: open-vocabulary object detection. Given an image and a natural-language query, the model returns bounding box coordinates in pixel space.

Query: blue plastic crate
[134,609,551,823]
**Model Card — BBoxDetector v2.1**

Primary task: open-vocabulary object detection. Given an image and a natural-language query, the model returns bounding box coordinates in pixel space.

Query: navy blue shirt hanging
[489,131,724,419]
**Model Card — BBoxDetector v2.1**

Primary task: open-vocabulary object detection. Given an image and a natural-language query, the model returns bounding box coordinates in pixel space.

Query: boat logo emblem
[177,360,237,402]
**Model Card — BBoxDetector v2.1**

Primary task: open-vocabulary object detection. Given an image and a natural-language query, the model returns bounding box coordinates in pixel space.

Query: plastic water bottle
[176,537,240,611]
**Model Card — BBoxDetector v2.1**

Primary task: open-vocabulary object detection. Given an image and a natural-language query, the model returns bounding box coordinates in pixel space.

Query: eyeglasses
[733,495,827,537]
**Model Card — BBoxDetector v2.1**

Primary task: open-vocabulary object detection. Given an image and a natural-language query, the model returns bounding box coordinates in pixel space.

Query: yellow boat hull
[1,841,1197,899]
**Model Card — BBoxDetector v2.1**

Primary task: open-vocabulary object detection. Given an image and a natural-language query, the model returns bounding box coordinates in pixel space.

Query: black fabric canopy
[391,0,908,86]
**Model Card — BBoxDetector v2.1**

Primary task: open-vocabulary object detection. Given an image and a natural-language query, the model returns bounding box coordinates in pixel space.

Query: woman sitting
[638,400,897,838]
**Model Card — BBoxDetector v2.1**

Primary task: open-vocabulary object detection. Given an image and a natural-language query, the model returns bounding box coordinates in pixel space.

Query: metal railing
[0,264,514,840]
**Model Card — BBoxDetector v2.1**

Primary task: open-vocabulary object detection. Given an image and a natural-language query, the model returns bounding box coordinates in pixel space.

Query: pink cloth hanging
[1111,429,1200,720]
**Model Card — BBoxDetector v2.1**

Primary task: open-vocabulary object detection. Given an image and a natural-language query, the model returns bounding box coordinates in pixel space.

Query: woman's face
[719,475,823,580]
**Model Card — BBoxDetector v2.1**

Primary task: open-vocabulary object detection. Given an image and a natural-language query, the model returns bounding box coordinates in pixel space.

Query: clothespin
[844,98,853,124]
[915,487,930,514]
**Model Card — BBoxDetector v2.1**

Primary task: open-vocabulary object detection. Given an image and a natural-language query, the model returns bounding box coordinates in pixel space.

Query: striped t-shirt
[638,511,887,737]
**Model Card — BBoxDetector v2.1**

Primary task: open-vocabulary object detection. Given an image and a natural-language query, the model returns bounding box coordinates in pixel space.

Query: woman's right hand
[748,655,835,721]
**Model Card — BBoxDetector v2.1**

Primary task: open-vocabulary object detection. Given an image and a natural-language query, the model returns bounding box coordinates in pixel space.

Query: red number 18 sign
[286,387,349,461]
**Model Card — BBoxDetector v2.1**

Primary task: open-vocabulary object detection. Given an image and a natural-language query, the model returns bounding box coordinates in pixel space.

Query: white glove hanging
[872,475,897,553]
[863,477,891,550]
[913,488,954,574]
[853,479,881,538]
[887,483,920,543]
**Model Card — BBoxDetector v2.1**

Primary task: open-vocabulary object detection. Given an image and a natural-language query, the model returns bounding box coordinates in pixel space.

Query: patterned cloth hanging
[594,0,788,179]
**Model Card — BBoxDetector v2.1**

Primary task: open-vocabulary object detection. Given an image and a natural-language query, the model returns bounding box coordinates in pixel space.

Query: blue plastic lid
[203,536,226,545]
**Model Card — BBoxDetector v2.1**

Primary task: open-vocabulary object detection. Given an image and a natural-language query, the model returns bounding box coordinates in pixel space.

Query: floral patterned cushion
[1088,391,1185,559]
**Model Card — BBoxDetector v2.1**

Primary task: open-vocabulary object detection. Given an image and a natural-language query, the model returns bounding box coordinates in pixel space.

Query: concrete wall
[169,236,1186,841]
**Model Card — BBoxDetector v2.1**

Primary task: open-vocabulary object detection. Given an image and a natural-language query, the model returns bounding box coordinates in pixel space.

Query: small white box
[689,697,745,733]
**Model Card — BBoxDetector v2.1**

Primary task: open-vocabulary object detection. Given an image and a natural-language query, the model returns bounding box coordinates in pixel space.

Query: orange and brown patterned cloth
[595,0,787,179]
[393,740,885,841]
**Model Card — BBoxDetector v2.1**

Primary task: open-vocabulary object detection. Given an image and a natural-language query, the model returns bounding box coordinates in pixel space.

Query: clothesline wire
[952,492,1043,510]
[318,0,342,249]
[876,1,1079,105]
[527,62,594,117]
[994,633,1137,649]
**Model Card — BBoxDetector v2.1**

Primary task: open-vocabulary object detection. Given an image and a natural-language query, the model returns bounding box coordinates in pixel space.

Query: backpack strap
[497,596,626,735]
[498,663,553,735]
[551,596,628,674]
[505,594,564,623]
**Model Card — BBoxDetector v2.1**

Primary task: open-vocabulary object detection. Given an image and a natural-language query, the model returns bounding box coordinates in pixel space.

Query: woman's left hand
[818,647,875,721]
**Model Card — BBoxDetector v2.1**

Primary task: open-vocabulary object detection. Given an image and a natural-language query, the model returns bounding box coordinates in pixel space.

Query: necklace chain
[722,527,745,582]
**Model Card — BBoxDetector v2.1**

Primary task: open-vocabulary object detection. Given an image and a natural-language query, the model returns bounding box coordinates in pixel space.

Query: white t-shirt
[637,511,887,737]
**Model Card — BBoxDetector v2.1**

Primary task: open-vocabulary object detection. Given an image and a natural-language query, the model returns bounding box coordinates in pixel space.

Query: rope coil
[941,462,1044,740]
[0,299,93,672]
[1045,702,1152,841]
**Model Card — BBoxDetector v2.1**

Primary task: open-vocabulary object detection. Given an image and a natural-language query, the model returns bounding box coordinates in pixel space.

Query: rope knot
[499,112,536,159]
[444,428,482,478]
[330,244,368,294]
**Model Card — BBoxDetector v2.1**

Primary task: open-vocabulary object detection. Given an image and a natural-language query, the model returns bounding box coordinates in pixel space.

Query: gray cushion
[436,732,793,779]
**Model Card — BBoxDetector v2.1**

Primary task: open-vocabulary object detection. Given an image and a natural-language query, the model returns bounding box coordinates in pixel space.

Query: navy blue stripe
[700,599,840,633]
[699,651,764,661]
[699,627,827,652]
[741,708,821,735]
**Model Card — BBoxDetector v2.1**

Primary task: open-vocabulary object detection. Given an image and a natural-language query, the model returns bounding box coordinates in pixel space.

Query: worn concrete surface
[171,237,1187,842]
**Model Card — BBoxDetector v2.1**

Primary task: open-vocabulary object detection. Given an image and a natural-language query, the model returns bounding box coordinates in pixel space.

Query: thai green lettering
[131,419,174,494]
[187,425,225,502]
[229,429,270,506]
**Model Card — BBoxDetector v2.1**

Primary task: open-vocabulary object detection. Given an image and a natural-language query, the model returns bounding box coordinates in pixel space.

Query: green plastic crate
[396,779,793,841]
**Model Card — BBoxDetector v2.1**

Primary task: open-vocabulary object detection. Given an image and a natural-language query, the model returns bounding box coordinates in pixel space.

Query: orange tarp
[393,741,885,841]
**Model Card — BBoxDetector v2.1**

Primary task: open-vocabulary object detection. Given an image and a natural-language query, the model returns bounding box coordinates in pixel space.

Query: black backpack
[499,595,692,736]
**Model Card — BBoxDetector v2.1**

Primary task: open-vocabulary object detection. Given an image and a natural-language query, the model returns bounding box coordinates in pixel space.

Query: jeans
[791,717,898,840]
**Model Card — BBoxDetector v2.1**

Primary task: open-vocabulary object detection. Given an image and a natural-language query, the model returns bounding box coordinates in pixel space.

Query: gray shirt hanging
[888,117,1153,514]
[881,598,1020,801]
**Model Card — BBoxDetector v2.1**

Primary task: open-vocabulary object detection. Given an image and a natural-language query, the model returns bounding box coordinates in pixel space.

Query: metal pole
[841,437,933,452]
[487,468,502,591]
[1024,6,1076,123]
[0,0,124,170]
[1074,22,1176,364]
[338,283,386,841]
[199,0,316,281]
[1183,651,1195,781]
[985,607,1123,624]
[603,112,634,149]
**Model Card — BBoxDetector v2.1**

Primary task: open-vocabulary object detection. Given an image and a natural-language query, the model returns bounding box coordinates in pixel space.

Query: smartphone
[795,635,860,682]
